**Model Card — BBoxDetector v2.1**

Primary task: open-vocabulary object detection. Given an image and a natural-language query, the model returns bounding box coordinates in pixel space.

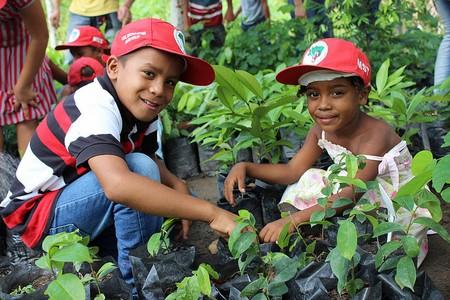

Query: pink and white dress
[278,131,430,266]
[0,0,57,126]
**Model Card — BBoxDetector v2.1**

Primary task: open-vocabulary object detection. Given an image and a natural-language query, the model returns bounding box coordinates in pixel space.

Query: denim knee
[125,153,161,183]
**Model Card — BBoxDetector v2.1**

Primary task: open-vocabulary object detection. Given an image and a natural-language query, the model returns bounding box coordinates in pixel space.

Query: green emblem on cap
[174,30,186,54]
[308,45,325,62]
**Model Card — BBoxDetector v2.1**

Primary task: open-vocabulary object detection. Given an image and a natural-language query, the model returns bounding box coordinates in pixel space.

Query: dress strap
[376,141,407,191]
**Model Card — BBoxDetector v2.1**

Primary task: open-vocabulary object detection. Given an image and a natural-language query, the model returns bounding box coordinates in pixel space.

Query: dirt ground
[185,174,450,298]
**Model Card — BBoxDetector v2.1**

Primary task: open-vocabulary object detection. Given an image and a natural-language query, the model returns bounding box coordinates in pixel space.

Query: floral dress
[278,131,430,266]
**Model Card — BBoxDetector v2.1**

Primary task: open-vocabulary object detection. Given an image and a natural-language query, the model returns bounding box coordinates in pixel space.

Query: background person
[0,0,57,157]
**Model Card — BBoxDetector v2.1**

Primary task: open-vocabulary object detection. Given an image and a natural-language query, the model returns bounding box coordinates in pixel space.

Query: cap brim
[151,46,215,86]
[55,43,109,51]
[276,65,345,85]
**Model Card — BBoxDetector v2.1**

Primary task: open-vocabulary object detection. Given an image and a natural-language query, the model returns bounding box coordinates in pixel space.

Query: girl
[0,0,57,157]
[224,38,430,265]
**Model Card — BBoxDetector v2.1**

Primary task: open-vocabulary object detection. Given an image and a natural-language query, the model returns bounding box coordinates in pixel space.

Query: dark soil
[185,174,450,299]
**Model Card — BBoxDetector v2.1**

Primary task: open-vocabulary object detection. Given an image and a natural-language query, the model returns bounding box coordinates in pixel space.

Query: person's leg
[48,152,163,285]
[210,24,226,48]
[0,127,3,152]
[15,119,38,158]
[104,12,121,43]
[435,0,450,86]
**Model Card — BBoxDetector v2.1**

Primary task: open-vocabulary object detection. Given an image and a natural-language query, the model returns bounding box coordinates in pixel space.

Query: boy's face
[70,46,103,63]
[107,47,185,122]
[305,77,368,133]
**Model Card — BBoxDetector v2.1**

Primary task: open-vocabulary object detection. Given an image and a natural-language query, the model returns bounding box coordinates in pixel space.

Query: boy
[55,25,109,64]
[68,56,104,92]
[0,18,236,285]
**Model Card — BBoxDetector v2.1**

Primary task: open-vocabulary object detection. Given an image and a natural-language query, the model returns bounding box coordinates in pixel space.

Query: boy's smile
[107,47,185,122]
[306,78,367,135]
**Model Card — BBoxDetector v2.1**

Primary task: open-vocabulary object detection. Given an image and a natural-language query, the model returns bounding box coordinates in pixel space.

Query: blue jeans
[435,0,450,86]
[48,153,163,285]
[64,12,121,64]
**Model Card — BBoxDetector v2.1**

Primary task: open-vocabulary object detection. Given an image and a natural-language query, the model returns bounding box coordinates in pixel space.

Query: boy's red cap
[0,0,6,9]
[110,18,214,86]
[55,26,109,50]
[276,38,371,86]
[68,57,104,87]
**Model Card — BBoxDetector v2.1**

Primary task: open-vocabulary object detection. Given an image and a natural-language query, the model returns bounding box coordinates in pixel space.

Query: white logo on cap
[68,28,81,42]
[174,30,186,54]
[122,32,146,44]
[357,58,369,74]
[302,40,328,65]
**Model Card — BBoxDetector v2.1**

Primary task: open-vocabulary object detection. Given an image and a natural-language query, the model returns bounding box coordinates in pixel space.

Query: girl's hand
[11,84,38,119]
[224,162,247,206]
[259,217,295,243]
[209,207,237,237]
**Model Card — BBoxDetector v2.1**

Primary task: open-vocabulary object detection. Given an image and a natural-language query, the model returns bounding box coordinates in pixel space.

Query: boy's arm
[224,0,235,22]
[118,0,134,25]
[48,59,68,85]
[88,154,236,235]
[181,0,191,29]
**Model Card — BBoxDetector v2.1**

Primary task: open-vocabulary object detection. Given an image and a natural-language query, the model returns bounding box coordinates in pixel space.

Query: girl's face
[305,77,368,134]
[107,47,184,122]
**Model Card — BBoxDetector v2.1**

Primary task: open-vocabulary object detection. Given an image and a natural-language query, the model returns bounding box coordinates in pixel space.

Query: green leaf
[231,231,258,258]
[277,221,292,250]
[196,265,212,296]
[375,240,401,269]
[45,273,85,300]
[147,232,162,257]
[326,248,349,294]
[217,86,235,111]
[379,256,401,272]
[272,254,298,283]
[413,217,450,243]
[335,176,367,189]
[236,70,263,99]
[337,220,357,260]
[310,210,325,226]
[432,155,450,192]
[396,172,432,197]
[199,263,219,280]
[441,187,450,203]
[411,150,434,176]
[267,282,288,296]
[376,59,390,95]
[401,236,419,258]
[332,198,354,209]
[346,154,359,178]
[42,231,83,253]
[51,243,93,264]
[252,293,269,300]
[373,222,404,237]
[96,262,117,279]
[241,276,266,297]
[416,189,442,222]
[35,254,52,271]
[213,65,248,100]
[94,294,106,300]
[395,256,416,291]
[393,195,415,212]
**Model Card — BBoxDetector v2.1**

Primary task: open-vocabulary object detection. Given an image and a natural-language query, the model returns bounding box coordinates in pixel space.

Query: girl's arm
[14,0,49,118]
[88,154,237,236]
[260,154,382,243]
[224,126,323,205]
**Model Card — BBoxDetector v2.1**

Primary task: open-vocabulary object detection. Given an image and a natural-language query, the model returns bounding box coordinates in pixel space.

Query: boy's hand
[259,217,294,243]
[224,163,247,206]
[180,219,191,240]
[209,207,237,237]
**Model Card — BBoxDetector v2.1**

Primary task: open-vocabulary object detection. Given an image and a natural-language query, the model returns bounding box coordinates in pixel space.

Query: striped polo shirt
[0,74,158,248]
[187,0,223,27]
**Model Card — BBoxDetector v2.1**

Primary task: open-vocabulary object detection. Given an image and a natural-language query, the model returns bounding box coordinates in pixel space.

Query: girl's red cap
[276,38,371,86]
[110,18,215,86]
